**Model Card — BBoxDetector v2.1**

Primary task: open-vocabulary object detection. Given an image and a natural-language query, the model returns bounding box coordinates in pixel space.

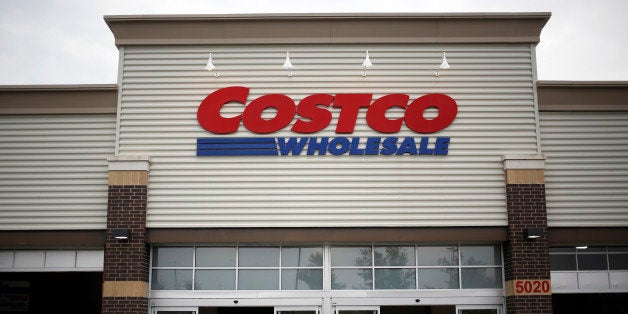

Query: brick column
[503,154,552,314]
[102,156,150,314]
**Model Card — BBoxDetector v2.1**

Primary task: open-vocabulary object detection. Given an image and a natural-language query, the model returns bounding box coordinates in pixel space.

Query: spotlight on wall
[112,228,130,240]
[282,51,294,77]
[361,50,373,77]
[205,53,219,77]
[435,52,450,77]
[525,228,543,239]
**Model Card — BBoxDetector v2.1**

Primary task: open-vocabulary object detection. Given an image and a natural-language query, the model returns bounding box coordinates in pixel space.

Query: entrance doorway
[0,271,102,314]
[552,293,628,314]
[199,307,273,314]
[155,305,501,314]
[189,306,458,314]
[381,305,455,314]
[455,306,501,314]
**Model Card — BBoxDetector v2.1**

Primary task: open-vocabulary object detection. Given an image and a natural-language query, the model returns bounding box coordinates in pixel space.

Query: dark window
[550,254,577,271]
[609,254,628,270]
[577,254,608,271]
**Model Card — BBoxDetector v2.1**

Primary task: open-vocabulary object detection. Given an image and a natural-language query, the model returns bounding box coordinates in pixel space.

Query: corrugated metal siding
[0,115,116,230]
[118,44,539,228]
[541,112,628,227]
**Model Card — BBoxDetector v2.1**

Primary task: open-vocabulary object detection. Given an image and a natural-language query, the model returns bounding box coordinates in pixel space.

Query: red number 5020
[515,280,550,294]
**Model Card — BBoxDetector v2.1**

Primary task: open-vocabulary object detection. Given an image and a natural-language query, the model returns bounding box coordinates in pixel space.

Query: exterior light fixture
[435,52,450,77]
[112,228,130,240]
[362,50,373,77]
[205,53,219,77]
[576,245,589,250]
[525,227,543,239]
[282,51,294,77]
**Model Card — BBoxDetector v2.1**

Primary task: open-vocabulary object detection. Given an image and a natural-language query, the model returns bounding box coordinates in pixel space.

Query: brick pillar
[102,156,150,314]
[503,154,552,314]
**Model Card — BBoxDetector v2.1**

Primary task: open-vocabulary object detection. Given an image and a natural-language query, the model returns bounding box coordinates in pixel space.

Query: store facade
[1,13,627,314]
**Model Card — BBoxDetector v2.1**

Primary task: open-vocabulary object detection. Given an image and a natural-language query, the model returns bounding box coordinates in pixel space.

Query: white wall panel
[76,250,105,268]
[551,271,628,293]
[550,272,578,291]
[13,251,44,268]
[0,250,103,272]
[44,251,76,268]
[0,251,13,268]
[0,115,115,230]
[118,44,539,228]
[578,272,611,290]
[540,112,628,226]
[610,272,628,290]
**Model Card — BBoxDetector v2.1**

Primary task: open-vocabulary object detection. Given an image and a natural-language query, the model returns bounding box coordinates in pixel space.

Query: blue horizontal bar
[197,138,276,144]
[197,150,279,156]
[197,143,278,150]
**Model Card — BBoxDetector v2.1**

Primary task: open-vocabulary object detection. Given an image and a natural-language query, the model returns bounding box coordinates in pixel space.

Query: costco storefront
[1,13,627,314]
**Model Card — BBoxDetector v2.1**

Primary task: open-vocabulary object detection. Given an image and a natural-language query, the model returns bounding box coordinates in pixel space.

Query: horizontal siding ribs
[0,115,115,230]
[541,112,628,227]
[116,44,537,228]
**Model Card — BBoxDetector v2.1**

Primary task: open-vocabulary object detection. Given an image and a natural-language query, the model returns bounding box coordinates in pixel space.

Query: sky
[1,0,627,85]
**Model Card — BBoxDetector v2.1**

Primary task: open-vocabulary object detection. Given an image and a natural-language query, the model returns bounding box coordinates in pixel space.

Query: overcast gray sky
[1,0,627,84]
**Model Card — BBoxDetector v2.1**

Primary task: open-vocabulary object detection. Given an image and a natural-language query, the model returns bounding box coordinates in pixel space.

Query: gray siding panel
[117,44,539,228]
[541,112,628,227]
[0,115,116,230]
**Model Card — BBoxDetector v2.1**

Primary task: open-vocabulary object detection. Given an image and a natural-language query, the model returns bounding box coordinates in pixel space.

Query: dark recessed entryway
[200,307,273,314]
[198,306,456,314]
[553,293,628,314]
[0,272,102,314]
[381,306,455,314]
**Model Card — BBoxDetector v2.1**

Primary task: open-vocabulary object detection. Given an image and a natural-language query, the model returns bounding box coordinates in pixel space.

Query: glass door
[456,305,501,314]
[275,306,320,314]
[152,307,198,314]
[334,306,380,314]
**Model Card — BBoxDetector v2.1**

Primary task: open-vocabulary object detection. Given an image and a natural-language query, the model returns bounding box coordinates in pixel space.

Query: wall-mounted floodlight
[525,228,543,239]
[435,52,450,77]
[362,50,373,77]
[282,51,294,77]
[576,246,589,250]
[112,228,130,240]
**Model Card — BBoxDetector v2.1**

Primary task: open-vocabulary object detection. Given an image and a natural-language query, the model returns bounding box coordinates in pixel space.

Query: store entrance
[199,307,273,314]
[552,293,628,314]
[0,271,102,314]
[195,306,457,314]
[381,306,455,314]
[158,305,501,314]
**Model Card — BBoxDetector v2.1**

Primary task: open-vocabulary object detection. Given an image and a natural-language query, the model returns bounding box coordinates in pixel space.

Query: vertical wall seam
[530,43,543,154]
[114,46,125,156]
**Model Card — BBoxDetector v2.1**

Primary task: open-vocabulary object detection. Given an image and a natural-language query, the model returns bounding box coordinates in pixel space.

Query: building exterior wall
[106,14,552,313]
[537,82,628,298]
[0,114,116,230]
[117,44,539,228]
[540,111,628,226]
[3,12,628,314]
[0,86,116,313]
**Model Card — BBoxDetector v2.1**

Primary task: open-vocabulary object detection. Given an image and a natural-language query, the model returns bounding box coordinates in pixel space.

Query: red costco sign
[197,86,458,134]
[196,86,458,156]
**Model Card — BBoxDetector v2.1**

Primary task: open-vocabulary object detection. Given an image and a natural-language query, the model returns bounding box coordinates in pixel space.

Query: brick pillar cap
[108,155,150,171]
[503,154,545,170]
